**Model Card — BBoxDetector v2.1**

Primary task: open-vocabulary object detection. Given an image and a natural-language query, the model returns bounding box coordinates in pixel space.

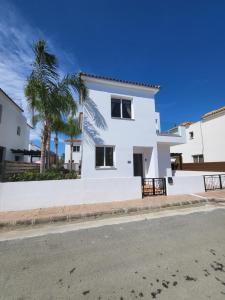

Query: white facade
[171,107,225,163]
[0,88,30,162]
[80,73,185,179]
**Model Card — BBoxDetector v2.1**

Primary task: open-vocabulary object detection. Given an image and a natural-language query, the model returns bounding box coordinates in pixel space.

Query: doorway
[0,146,5,162]
[133,153,143,177]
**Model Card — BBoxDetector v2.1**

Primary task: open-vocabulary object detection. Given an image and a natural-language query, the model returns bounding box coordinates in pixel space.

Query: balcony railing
[156,131,181,137]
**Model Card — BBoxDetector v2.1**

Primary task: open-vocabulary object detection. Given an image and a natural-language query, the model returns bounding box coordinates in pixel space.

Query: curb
[0,198,224,229]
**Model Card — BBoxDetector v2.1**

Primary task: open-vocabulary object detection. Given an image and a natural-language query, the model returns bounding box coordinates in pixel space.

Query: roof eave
[80,72,160,93]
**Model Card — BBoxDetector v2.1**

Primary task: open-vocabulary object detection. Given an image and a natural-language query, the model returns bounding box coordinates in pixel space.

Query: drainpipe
[200,120,204,157]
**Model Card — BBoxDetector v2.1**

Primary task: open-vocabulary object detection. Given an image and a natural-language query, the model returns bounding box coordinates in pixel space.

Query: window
[73,146,80,152]
[96,146,114,167]
[111,98,132,119]
[0,105,2,123]
[17,126,21,136]
[189,131,194,139]
[193,155,204,163]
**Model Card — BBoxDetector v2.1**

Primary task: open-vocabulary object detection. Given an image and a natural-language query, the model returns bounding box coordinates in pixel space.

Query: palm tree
[25,40,87,173]
[25,40,58,173]
[45,76,78,168]
[64,117,81,171]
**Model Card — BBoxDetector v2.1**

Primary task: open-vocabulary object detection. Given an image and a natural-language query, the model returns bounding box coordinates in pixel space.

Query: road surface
[1,206,225,299]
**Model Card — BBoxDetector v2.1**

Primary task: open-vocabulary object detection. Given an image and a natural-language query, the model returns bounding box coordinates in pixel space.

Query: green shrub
[8,169,77,182]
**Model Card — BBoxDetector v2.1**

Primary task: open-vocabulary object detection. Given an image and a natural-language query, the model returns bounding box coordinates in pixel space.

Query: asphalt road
[1,208,225,299]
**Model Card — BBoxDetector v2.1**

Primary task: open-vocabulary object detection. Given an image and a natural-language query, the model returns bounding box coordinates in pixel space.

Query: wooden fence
[0,160,40,182]
[182,162,225,172]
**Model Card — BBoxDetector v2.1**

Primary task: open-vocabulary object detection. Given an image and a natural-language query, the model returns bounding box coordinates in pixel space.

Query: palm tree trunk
[70,142,73,172]
[54,133,59,167]
[46,124,51,169]
[40,125,48,173]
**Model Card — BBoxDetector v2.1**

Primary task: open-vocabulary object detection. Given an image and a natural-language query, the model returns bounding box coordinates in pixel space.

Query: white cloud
[0,1,79,143]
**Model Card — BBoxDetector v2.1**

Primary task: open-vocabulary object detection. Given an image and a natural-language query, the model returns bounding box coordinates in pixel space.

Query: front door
[133,153,143,177]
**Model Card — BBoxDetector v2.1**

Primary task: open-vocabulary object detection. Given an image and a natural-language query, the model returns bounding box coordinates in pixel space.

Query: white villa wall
[0,90,30,161]
[82,80,159,178]
[166,175,205,195]
[171,112,225,163]
[0,177,142,212]
[157,144,172,177]
[171,122,203,163]
[202,113,225,162]
[174,170,225,176]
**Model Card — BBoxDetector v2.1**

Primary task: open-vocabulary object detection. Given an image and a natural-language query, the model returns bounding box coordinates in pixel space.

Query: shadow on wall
[84,97,108,147]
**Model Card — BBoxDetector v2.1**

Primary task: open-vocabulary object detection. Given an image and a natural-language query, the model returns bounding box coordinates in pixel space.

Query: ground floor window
[193,154,204,163]
[96,146,114,167]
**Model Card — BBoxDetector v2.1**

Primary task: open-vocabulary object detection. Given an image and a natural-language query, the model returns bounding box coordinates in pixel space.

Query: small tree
[64,117,80,171]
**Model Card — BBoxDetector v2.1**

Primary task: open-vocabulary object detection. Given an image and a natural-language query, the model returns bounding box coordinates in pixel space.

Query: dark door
[0,147,5,162]
[133,153,143,177]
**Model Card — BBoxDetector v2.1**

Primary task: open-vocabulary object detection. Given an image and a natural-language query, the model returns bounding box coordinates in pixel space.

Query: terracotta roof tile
[202,106,225,119]
[64,139,81,143]
[80,72,160,90]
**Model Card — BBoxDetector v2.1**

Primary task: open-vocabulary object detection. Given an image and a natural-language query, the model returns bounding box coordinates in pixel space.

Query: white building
[0,88,30,162]
[170,106,225,164]
[64,139,82,170]
[79,73,186,179]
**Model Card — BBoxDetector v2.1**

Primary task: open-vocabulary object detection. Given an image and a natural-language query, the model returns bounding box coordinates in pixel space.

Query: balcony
[156,126,186,145]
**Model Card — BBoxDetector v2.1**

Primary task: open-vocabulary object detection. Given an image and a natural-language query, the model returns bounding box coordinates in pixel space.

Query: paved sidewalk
[1,190,225,227]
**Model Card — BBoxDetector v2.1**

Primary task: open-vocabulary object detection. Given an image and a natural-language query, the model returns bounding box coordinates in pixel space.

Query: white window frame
[95,145,116,169]
[111,96,133,120]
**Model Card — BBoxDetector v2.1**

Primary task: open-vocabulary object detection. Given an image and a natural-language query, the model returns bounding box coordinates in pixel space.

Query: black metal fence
[203,174,225,191]
[142,178,167,197]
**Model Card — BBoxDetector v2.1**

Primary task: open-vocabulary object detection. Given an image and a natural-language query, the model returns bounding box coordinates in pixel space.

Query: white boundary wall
[166,176,205,195]
[174,170,225,176]
[0,177,142,212]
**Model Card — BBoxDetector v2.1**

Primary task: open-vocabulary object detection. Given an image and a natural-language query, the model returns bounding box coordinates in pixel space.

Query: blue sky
[1,0,225,154]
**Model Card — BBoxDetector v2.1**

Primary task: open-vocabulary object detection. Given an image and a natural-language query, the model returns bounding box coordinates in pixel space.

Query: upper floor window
[189,131,194,139]
[73,145,80,152]
[96,146,114,168]
[0,104,2,124]
[111,98,132,119]
[17,126,21,136]
[193,154,204,163]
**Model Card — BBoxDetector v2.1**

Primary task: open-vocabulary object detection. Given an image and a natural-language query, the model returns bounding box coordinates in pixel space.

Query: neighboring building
[0,88,30,162]
[27,143,41,163]
[79,73,186,179]
[170,105,225,165]
[64,139,82,171]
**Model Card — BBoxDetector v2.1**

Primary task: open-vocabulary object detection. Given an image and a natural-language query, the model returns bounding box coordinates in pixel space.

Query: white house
[170,105,225,164]
[80,73,186,179]
[0,88,30,162]
[64,139,82,171]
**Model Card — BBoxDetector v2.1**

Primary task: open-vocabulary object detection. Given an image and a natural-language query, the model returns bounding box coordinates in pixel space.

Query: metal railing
[142,178,167,197]
[203,174,225,191]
